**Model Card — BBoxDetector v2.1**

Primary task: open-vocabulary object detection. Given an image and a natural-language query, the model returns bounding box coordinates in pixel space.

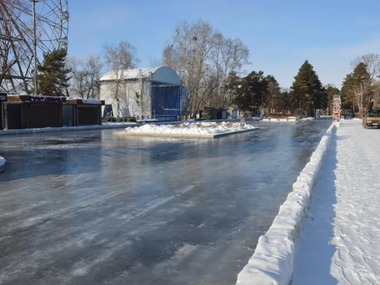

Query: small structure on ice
[99,66,187,122]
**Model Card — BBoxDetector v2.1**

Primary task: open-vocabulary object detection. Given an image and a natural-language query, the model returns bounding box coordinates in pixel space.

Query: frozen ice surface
[0,119,331,285]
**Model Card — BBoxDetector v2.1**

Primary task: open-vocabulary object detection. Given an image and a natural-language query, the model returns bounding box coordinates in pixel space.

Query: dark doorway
[29,105,60,128]
[78,106,100,125]
[5,104,23,129]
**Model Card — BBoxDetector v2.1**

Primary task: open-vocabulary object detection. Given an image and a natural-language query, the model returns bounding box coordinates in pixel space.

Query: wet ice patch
[71,266,88,277]
[117,185,196,222]
[154,243,199,272]
[69,240,132,279]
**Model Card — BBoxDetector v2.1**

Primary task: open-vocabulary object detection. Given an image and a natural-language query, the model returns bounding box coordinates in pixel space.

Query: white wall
[100,80,143,119]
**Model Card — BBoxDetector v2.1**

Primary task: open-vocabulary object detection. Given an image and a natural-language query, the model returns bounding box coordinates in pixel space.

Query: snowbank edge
[236,123,336,285]
[114,127,259,139]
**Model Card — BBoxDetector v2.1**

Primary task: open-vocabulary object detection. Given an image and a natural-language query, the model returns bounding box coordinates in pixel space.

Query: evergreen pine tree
[37,49,71,96]
[290,60,325,116]
[341,62,371,115]
[233,71,268,112]
[341,74,356,110]
[264,75,281,111]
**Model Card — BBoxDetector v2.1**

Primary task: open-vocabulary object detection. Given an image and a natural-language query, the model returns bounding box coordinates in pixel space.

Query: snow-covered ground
[262,116,317,122]
[262,116,298,122]
[125,121,256,135]
[292,119,380,284]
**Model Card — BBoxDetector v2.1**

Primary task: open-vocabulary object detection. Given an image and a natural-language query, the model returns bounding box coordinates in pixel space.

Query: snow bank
[125,122,256,136]
[0,156,5,172]
[262,117,298,122]
[299,117,315,121]
[236,123,335,285]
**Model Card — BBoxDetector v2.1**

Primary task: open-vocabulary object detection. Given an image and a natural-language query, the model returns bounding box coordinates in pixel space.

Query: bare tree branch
[162,20,250,116]
[102,41,140,117]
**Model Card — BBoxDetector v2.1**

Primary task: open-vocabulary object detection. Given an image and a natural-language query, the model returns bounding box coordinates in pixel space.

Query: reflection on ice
[0,119,332,285]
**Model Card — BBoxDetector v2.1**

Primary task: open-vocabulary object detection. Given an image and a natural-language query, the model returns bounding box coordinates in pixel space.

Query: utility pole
[32,0,38,95]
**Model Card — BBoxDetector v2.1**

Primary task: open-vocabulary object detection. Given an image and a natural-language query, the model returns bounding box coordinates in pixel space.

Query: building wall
[141,80,152,119]
[100,80,143,119]
[99,66,185,120]
[180,86,188,117]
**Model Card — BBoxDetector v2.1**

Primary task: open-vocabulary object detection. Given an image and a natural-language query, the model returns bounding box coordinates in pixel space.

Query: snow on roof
[99,67,160,81]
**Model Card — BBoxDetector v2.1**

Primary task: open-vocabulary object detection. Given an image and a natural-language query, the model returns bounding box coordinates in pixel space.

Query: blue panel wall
[151,85,181,121]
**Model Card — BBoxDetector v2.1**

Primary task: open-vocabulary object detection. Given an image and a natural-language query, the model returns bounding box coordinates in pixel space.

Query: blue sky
[68,0,380,88]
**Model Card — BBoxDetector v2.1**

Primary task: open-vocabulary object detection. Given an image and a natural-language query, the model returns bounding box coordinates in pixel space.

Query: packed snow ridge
[236,122,336,285]
[125,122,256,135]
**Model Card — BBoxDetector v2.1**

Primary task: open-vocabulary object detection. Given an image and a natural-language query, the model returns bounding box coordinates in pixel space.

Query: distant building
[99,66,187,121]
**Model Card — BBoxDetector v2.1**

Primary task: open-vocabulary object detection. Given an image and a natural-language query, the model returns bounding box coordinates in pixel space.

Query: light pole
[32,0,38,95]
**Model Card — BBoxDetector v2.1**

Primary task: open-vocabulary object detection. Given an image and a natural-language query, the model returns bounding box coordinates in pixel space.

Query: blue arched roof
[99,66,181,86]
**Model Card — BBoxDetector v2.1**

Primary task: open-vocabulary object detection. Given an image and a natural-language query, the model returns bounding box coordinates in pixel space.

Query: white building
[99,66,187,121]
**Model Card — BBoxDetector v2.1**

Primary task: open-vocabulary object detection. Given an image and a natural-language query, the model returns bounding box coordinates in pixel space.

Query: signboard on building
[30,95,65,103]
[332,95,341,122]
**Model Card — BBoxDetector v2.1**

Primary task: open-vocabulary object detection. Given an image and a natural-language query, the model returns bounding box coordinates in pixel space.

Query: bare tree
[351,54,380,82]
[103,41,139,117]
[148,56,163,68]
[220,38,250,76]
[163,20,214,117]
[211,34,250,105]
[163,20,250,117]
[350,54,380,113]
[83,55,102,99]
[66,56,82,97]
[372,80,380,107]
[67,55,103,99]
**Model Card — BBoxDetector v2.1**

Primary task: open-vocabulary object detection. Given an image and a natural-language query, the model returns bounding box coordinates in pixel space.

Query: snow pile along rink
[299,117,315,121]
[236,123,335,285]
[0,156,5,172]
[262,116,298,122]
[125,122,256,135]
